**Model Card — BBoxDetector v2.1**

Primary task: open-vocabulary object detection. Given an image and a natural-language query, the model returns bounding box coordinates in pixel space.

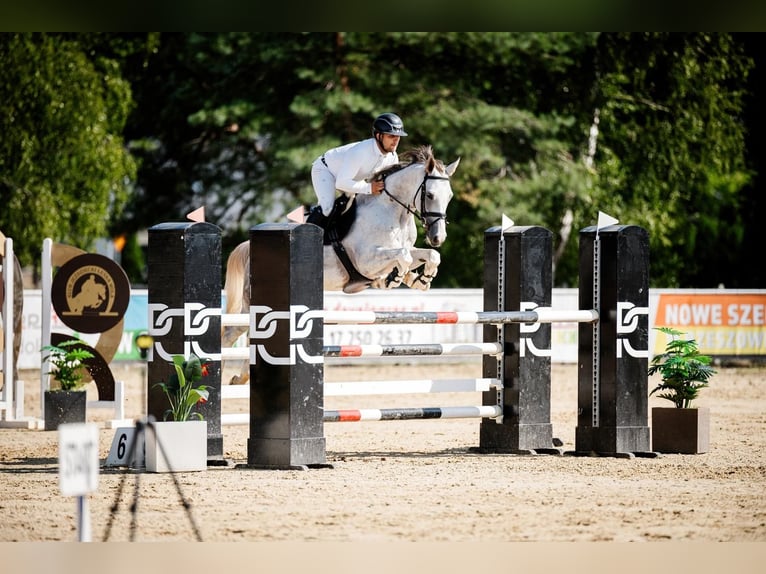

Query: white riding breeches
[311,159,339,214]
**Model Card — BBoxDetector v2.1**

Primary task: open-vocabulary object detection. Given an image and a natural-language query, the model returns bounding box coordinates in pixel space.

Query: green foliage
[0,33,138,268]
[2,33,756,289]
[648,327,716,408]
[43,339,95,391]
[594,33,753,286]
[123,32,749,289]
[152,354,212,421]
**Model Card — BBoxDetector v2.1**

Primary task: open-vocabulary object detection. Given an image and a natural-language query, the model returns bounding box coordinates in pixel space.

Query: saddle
[322,194,355,246]
[323,195,374,291]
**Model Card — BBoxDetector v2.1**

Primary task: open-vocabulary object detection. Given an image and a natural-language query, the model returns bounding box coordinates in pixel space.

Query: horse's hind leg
[230,361,250,386]
[222,324,249,385]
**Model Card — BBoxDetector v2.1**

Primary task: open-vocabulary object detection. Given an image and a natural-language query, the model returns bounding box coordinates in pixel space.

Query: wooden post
[480,225,555,453]
[147,222,223,462]
[246,223,327,469]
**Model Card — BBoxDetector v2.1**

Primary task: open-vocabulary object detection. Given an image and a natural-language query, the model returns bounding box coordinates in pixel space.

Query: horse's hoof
[230,376,242,385]
[343,281,370,294]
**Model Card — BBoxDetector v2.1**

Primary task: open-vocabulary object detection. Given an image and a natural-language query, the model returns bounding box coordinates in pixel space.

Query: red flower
[201,363,210,377]
[197,397,208,405]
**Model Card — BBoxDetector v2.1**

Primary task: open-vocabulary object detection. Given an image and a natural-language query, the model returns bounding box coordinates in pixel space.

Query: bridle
[381,166,451,232]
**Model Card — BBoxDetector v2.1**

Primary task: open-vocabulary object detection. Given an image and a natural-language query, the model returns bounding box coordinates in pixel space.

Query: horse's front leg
[402,248,441,290]
[363,247,414,290]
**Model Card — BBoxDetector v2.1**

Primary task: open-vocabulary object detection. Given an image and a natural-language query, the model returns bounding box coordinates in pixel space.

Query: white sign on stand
[58,423,99,542]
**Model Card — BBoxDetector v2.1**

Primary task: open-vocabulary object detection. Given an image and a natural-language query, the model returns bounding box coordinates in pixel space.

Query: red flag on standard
[186,206,205,222]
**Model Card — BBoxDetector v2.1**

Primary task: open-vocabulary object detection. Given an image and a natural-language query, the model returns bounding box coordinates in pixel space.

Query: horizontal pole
[324,405,503,422]
[222,378,501,400]
[321,310,538,325]
[222,405,503,426]
[222,413,249,426]
[221,385,250,400]
[222,347,249,360]
[223,308,599,328]
[325,378,499,396]
[533,308,599,323]
[225,342,502,360]
[221,313,249,327]
[323,342,503,358]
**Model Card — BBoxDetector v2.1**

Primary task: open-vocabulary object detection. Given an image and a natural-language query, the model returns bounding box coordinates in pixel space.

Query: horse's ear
[426,155,435,173]
[446,157,461,177]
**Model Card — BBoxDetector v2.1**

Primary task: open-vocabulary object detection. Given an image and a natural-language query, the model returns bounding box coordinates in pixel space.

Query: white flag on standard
[597,211,619,230]
[501,213,514,231]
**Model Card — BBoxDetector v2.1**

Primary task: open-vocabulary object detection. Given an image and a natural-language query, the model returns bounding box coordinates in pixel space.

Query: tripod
[102,416,203,541]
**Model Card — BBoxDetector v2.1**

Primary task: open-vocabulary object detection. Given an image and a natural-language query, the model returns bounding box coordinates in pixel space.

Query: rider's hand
[371,180,384,195]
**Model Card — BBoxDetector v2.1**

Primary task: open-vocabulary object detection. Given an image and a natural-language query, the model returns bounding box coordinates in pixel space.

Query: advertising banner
[652,291,766,358]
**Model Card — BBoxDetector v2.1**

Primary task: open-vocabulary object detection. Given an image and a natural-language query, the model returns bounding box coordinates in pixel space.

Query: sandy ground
[1,361,765,546]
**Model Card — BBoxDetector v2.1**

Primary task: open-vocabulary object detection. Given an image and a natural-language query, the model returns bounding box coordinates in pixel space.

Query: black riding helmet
[372,113,408,137]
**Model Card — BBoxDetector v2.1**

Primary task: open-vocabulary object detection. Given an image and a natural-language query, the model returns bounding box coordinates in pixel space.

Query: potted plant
[42,338,94,430]
[146,353,212,472]
[648,327,716,454]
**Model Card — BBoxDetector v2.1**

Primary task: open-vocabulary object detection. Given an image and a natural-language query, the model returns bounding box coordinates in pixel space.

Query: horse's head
[420,153,459,248]
[378,145,460,248]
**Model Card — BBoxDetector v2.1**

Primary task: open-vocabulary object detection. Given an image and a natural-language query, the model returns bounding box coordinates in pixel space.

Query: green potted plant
[146,353,212,472]
[42,338,94,430]
[648,327,716,454]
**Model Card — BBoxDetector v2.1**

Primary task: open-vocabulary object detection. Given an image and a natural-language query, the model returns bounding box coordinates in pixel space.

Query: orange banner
[654,293,766,356]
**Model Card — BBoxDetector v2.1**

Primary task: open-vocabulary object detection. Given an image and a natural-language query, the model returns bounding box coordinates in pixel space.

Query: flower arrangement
[648,327,716,408]
[43,338,94,391]
[153,353,212,421]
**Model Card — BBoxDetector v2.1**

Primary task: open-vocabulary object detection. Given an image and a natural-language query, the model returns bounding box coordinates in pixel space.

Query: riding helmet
[373,113,408,137]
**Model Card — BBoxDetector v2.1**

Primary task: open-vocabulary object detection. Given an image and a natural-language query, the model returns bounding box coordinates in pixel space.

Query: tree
[593,33,753,287]
[117,33,755,288]
[0,33,137,269]
[120,32,601,286]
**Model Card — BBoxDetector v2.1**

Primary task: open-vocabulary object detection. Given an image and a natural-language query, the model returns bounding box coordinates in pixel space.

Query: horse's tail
[225,241,249,314]
[222,241,249,344]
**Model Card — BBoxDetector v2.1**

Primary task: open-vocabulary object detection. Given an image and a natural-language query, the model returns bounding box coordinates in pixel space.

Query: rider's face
[378,134,400,153]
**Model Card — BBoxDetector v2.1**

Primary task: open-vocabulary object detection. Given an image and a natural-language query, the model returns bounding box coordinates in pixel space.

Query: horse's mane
[374,145,443,180]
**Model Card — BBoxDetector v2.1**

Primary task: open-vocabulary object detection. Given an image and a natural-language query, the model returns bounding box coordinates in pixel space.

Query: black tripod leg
[102,420,144,541]
[147,420,203,541]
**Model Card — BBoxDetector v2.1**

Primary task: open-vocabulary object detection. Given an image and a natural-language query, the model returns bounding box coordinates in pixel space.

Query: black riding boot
[306,205,329,229]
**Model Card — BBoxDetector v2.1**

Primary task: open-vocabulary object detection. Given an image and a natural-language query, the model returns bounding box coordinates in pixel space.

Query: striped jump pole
[322,309,597,325]
[223,308,597,328]
[224,342,503,361]
[221,378,500,426]
[324,405,502,422]
[323,342,504,358]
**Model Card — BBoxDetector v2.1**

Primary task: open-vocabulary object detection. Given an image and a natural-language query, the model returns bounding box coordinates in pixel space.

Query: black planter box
[44,390,86,431]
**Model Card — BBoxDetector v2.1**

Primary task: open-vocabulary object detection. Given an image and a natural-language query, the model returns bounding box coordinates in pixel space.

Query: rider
[307,112,408,229]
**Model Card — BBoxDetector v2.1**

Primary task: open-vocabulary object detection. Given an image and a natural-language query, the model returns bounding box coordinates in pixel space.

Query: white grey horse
[222,145,459,384]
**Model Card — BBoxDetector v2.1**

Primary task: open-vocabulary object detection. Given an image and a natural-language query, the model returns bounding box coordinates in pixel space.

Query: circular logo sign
[51,253,130,333]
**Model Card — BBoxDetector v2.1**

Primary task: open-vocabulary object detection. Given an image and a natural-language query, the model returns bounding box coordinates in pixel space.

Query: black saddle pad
[324,195,357,245]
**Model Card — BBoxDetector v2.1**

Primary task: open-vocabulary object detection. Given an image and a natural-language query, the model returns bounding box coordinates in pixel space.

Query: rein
[381,168,451,231]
